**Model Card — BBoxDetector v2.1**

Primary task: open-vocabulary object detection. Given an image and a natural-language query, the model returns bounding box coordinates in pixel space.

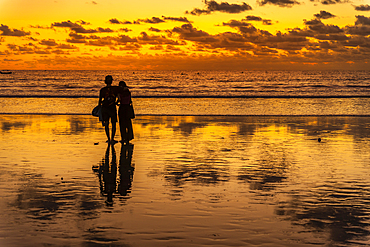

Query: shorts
[101,105,117,123]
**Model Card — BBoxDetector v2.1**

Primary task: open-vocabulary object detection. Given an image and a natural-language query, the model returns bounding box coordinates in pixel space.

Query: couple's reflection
[93,143,134,205]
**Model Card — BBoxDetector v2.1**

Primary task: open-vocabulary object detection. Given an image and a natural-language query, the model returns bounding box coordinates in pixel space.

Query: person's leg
[104,121,110,142]
[128,119,134,141]
[111,122,117,143]
[118,113,125,142]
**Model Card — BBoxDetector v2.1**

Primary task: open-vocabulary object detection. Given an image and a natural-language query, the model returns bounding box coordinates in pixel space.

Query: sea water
[0,70,369,115]
[0,115,370,246]
[1,70,370,246]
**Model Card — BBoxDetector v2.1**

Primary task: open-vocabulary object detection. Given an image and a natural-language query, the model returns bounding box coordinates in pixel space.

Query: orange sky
[0,0,369,70]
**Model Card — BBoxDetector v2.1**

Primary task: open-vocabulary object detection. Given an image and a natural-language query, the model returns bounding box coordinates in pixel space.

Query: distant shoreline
[1,113,370,117]
[1,95,370,98]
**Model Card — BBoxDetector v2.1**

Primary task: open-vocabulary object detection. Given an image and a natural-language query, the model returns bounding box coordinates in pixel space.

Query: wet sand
[0,115,370,246]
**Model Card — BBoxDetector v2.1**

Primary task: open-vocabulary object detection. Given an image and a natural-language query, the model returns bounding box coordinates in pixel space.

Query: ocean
[1,71,370,246]
[0,70,369,115]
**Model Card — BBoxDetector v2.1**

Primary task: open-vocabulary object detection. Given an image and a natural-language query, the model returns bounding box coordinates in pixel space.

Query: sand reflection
[1,115,370,246]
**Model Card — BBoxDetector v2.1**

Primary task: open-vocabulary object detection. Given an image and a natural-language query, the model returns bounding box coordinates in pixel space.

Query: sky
[0,0,369,70]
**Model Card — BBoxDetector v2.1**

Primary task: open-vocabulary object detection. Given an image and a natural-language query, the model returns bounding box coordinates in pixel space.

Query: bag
[92,105,101,117]
[129,104,135,119]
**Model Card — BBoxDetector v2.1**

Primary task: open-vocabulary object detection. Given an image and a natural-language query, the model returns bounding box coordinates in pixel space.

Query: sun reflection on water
[0,115,369,246]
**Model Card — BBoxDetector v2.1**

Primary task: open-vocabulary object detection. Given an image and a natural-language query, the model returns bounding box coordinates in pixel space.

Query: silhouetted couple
[99,75,134,144]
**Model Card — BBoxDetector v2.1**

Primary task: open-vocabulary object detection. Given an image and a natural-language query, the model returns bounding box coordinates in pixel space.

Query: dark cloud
[65,30,181,49]
[304,19,343,33]
[258,0,300,7]
[138,32,183,45]
[85,37,114,46]
[355,15,370,25]
[223,20,256,28]
[6,43,72,55]
[149,27,162,32]
[114,35,138,44]
[66,32,87,43]
[314,33,350,41]
[172,24,212,40]
[263,20,273,25]
[108,18,133,25]
[162,16,191,23]
[119,28,131,32]
[222,20,273,36]
[39,39,58,46]
[0,24,30,36]
[245,16,262,21]
[39,39,78,49]
[186,0,252,15]
[52,20,114,33]
[339,36,370,47]
[109,18,122,24]
[138,17,165,24]
[354,4,370,11]
[310,0,348,5]
[243,16,274,25]
[314,10,336,19]
[29,25,53,30]
[110,43,141,51]
[149,45,164,50]
[345,25,370,36]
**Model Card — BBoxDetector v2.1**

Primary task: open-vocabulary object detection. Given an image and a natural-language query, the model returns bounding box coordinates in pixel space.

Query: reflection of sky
[0,115,370,246]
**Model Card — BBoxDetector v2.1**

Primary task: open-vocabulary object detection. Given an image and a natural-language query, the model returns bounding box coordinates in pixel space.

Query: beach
[1,114,370,246]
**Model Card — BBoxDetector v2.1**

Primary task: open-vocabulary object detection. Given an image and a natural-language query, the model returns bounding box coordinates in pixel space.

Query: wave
[1,112,369,117]
[1,95,370,98]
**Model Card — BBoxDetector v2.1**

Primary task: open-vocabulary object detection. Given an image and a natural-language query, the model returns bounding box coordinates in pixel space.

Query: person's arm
[115,86,121,105]
[116,93,121,106]
[98,89,103,106]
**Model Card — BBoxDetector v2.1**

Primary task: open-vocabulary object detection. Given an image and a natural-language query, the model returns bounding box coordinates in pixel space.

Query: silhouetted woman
[117,81,134,144]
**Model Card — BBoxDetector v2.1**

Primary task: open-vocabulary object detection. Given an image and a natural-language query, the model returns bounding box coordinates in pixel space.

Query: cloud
[29,25,53,30]
[39,39,78,49]
[172,24,216,43]
[309,0,348,5]
[119,28,131,32]
[149,27,162,32]
[39,39,58,46]
[345,25,370,36]
[108,18,133,25]
[0,24,30,36]
[304,19,343,33]
[186,0,252,15]
[355,15,370,25]
[354,4,370,11]
[6,43,73,55]
[138,17,165,24]
[109,16,190,26]
[66,32,87,43]
[222,20,258,33]
[52,20,114,33]
[314,33,350,41]
[258,0,300,7]
[243,15,274,25]
[138,32,182,45]
[162,16,191,23]
[314,10,336,19]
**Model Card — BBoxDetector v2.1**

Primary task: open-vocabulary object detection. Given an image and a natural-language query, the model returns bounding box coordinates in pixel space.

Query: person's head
[105,75,113,85]
[119,81,127,87]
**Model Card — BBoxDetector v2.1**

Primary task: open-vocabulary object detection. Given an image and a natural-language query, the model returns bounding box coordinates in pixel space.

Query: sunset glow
[1,0,370,70]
